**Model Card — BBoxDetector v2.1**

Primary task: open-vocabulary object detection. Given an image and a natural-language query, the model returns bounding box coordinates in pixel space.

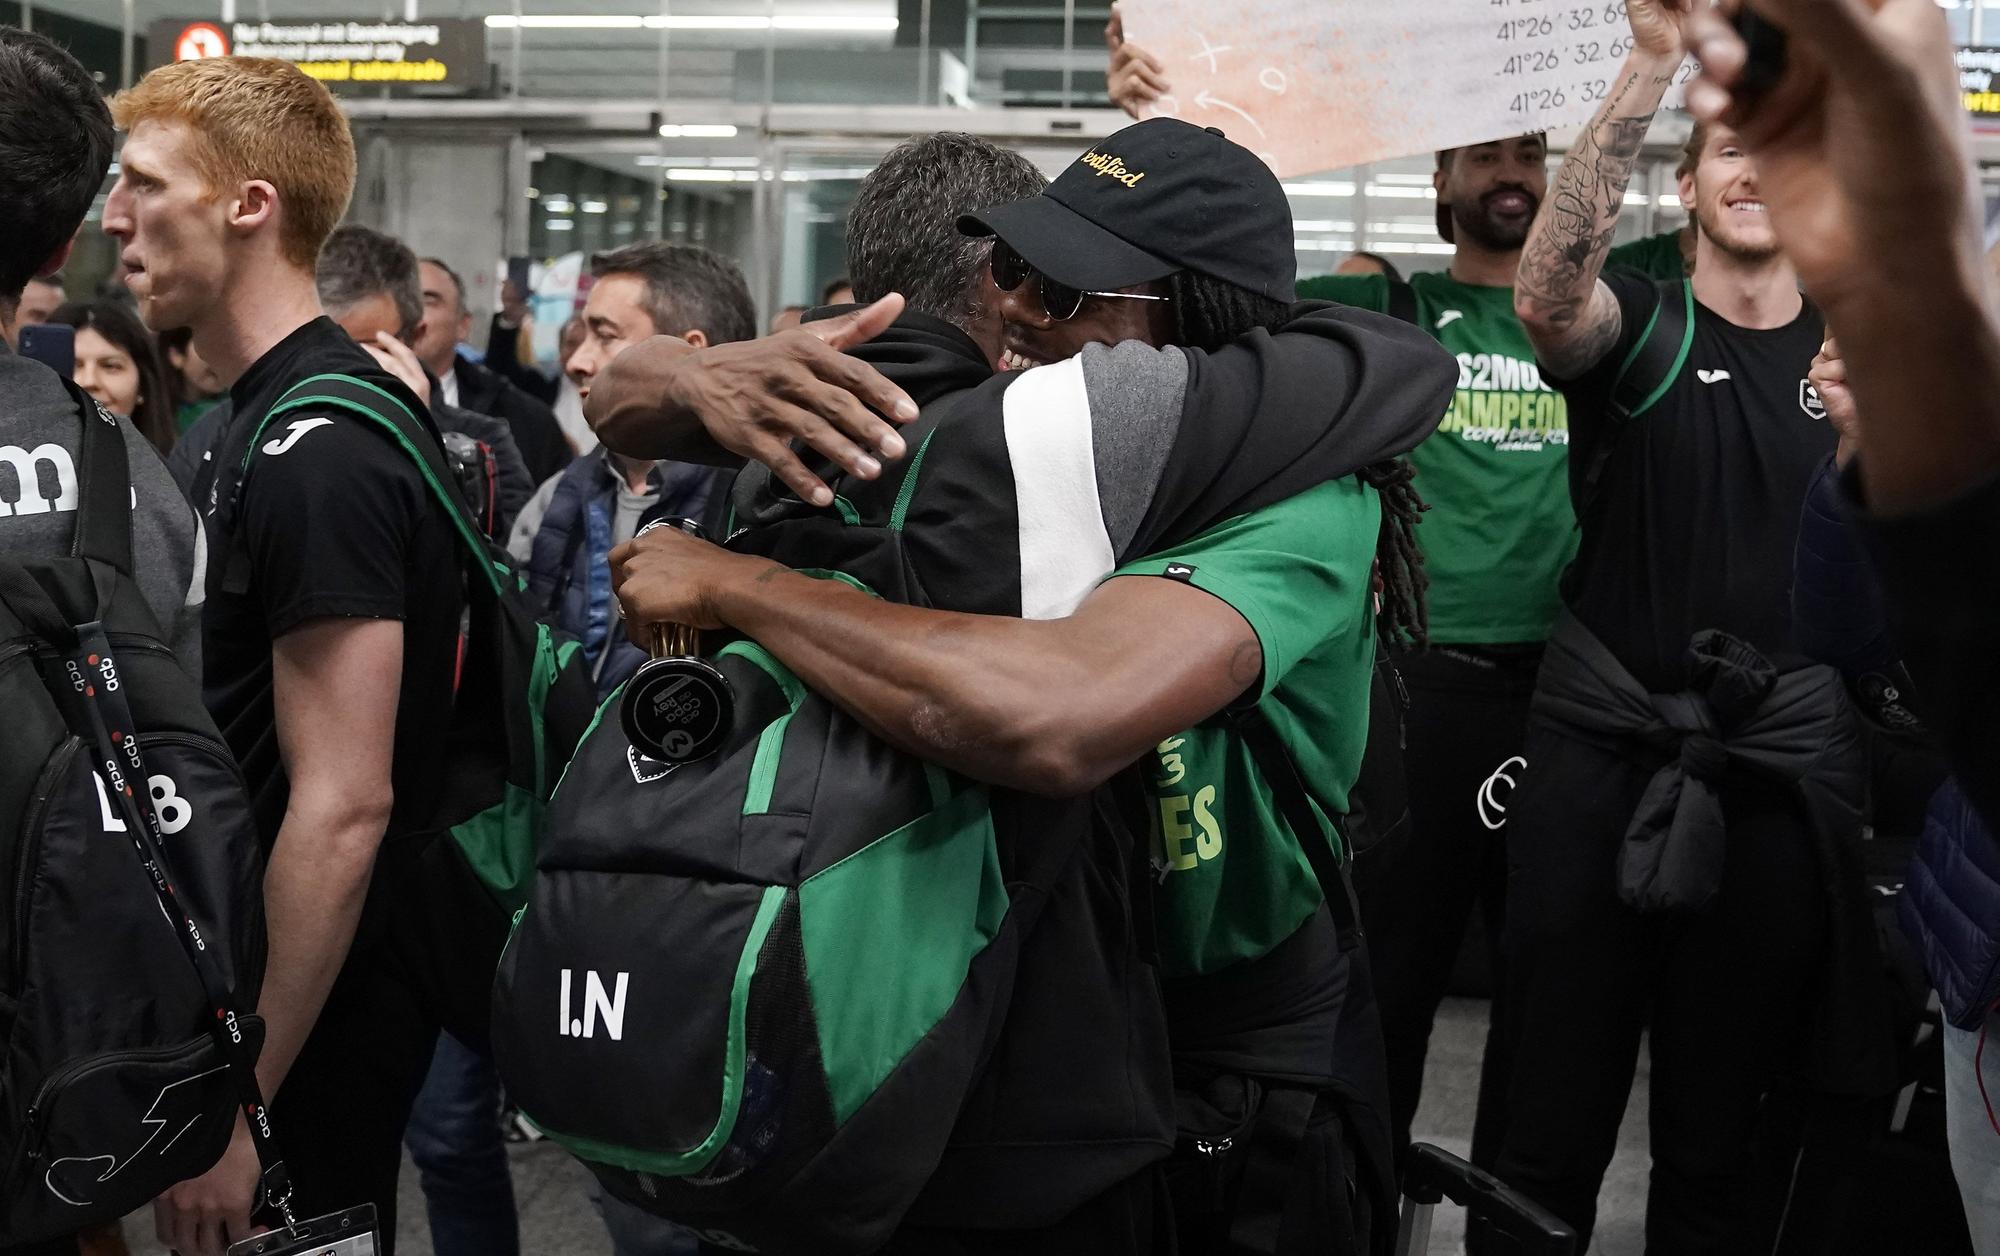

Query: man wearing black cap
[595,120,1456,1252]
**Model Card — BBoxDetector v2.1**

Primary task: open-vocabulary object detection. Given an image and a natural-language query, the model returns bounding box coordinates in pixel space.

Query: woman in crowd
[48,301,176,452]
[156,324,226,434]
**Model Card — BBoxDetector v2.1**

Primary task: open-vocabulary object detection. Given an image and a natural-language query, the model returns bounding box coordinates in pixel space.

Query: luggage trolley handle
[1395,1144,1576,1256]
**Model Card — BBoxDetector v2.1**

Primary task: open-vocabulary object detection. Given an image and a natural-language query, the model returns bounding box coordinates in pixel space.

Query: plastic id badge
[226,1205,381,1256]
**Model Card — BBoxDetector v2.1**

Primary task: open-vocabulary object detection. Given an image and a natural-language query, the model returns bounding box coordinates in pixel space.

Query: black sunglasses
[989,240,1172,322]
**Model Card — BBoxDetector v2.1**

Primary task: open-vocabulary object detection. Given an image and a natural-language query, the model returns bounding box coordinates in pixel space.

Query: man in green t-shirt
[1290,131,1686,1167]
[1120,478,1377,982]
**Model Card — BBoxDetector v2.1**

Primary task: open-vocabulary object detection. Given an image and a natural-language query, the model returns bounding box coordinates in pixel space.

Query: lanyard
[61,619,297,1230]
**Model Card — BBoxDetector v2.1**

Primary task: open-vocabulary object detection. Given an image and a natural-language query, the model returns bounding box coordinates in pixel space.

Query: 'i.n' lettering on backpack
[492,407,1173,1254]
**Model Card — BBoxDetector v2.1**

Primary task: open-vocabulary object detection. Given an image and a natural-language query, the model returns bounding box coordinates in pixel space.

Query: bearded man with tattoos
[1468,1,1898,1251]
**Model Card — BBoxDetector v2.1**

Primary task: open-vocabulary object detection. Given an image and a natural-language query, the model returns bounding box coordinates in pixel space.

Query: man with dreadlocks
[598,120,1448,1255]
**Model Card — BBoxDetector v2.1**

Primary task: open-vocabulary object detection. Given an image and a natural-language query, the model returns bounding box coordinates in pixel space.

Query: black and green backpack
[490,624,1148,1254]
[491,412,1173,1254]
[238,374,597,916]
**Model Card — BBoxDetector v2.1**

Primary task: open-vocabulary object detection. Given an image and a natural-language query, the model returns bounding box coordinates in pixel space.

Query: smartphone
[18,322,74,378]
[226,1204,381,1256]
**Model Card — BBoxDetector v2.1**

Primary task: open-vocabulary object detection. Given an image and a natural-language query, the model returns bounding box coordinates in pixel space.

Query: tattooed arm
[1514,0,1693,378]
[609,526,1262,798]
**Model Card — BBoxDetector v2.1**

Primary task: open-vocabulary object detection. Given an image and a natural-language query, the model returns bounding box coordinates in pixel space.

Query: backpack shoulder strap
[61,375,136,575]
[247,373,502,593]
[1229,703,1362,953]
[1574,280,1695,516]
[1608,278,1695,423]
[1383,279,1419,328]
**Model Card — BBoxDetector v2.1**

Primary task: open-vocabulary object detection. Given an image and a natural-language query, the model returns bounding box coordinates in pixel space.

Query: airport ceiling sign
[147,17,488,94]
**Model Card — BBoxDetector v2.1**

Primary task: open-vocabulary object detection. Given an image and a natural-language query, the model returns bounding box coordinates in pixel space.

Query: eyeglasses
[988,240,1172,322]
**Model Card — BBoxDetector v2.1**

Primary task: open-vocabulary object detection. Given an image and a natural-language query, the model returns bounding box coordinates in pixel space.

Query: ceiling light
[487,14,896,32]
[769,15,898,30]
[488,14,642,27]
[545,219,575,231]
[581,199,609,213]
[658,124,739,138]
[1282,181,1357,197]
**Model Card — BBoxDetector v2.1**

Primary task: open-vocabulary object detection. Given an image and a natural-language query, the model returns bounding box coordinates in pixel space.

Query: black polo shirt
[201,317,462,845]
[1553,273,1833,690]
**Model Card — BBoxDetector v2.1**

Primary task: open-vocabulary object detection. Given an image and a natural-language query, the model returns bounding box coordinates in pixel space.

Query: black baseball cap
[958,118,1296,303]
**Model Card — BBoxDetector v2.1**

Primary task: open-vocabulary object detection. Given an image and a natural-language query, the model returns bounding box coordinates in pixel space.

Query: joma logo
[558,969,629,1041]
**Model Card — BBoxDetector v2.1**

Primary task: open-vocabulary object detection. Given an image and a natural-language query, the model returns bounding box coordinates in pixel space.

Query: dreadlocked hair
[1165,269,1432,649]
[1357,458,1430,650]
[1166,267,1291,352]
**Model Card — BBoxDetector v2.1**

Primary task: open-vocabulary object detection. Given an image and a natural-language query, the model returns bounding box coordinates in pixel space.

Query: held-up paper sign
[1119,0,1694,178]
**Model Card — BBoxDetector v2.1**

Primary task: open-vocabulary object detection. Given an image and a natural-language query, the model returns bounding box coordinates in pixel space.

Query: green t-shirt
[1607,229,1691,281]
[1297,270,1574,643]
[1111,478,1380,979]
[175,398,219,435]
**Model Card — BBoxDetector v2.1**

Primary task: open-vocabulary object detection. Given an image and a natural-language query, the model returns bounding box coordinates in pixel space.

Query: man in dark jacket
[416,257,571,483]
[317,229,532,529]
[505,242,745,703]
[1792,336,2000,1251]
[594,124,1457,1255]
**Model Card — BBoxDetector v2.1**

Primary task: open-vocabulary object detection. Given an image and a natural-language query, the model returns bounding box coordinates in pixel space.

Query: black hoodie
[734,301,1458,614]
[723,303,1458,1231]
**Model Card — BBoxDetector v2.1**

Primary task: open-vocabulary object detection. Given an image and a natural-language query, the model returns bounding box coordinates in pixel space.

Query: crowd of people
[1,0,1997,1253]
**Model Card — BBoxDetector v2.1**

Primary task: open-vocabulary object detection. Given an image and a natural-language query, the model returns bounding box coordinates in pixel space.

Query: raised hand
[363,331,432,408]
[589,294,920,507]
[1105,4,1171,118]
[1625,0,1700,60]
[1809,336,1862,466]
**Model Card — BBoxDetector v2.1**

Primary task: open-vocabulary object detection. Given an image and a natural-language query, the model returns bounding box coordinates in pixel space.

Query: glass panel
[484,0,905,102]
[764,138,1082,318]
[522,142,766,347]
[957,0,1109,107]
[771,146,894,313]
[1945,0,1974,46]
[1289,154,1450,278]
[527,153,659,259]
[1292,152,1689,280]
